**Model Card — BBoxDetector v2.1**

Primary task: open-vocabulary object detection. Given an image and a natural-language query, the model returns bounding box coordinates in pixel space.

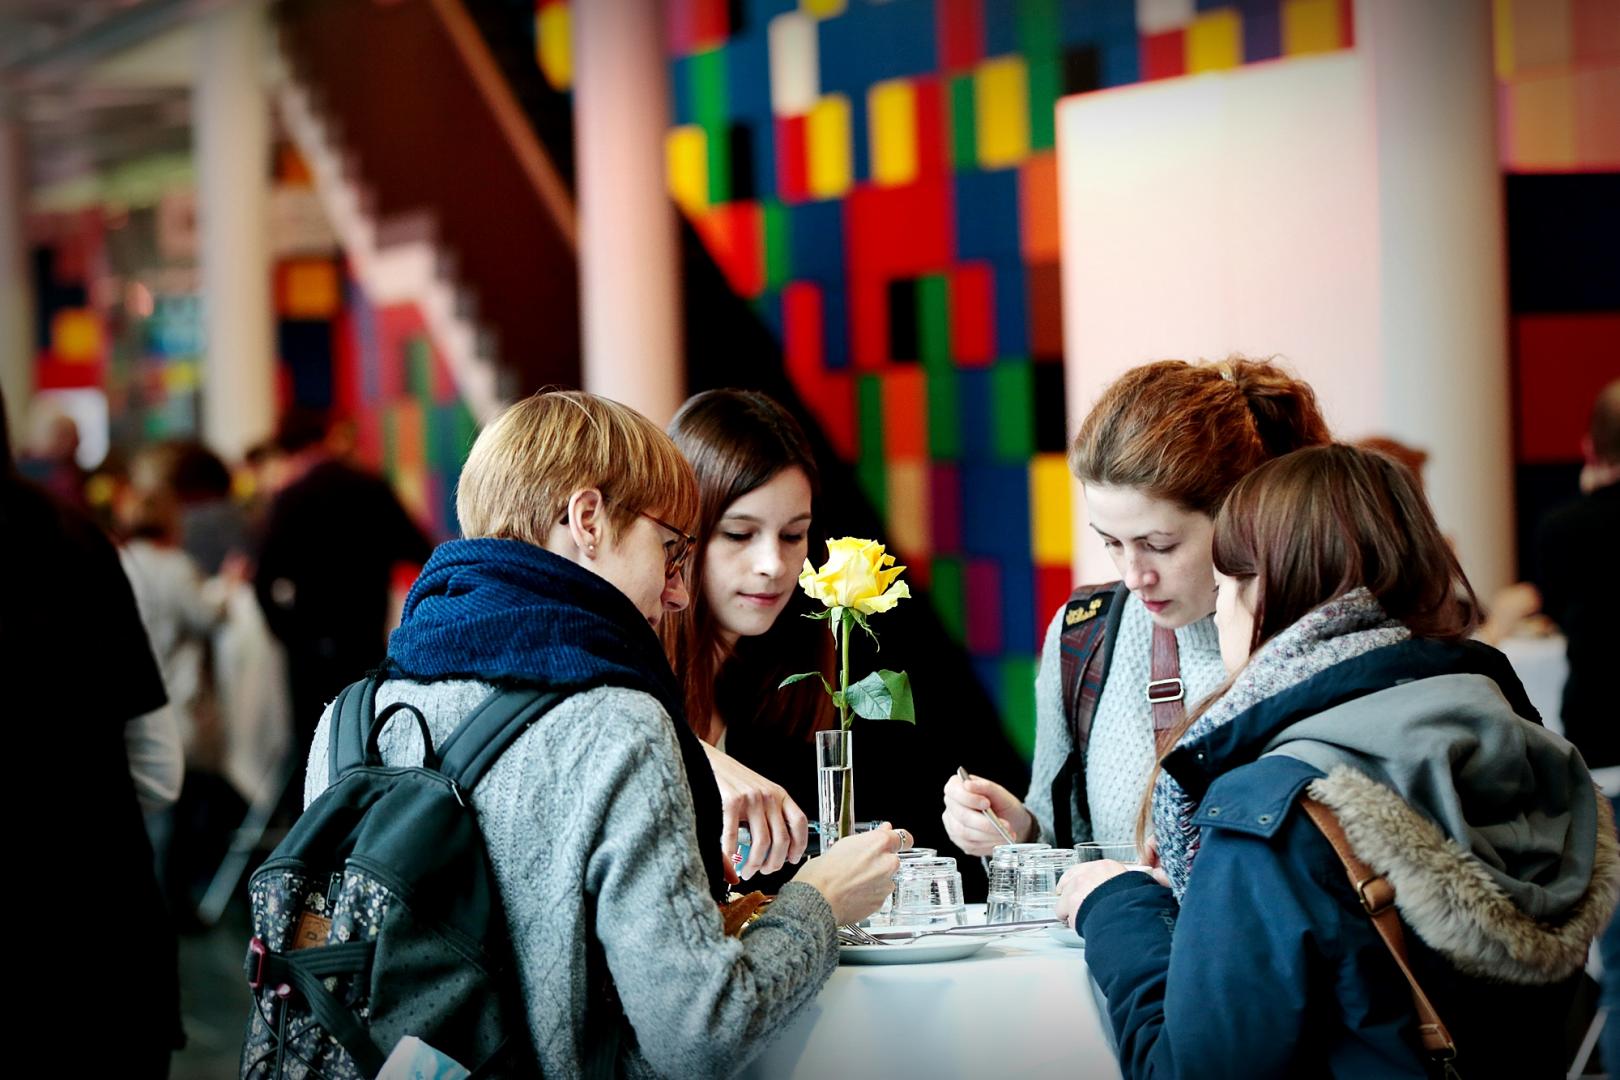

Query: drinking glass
[815,730,854,853]
[891,856,967,929]
[1014,848,1078,921]
[1074,841,1143,866]
[986,842,1050,924]
[870,847,940,926]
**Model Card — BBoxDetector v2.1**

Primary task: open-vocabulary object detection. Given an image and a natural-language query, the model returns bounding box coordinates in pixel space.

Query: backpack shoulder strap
[437,685,569,793]
[1051,582,1129,845]
[1300,797,1459,1070]
[328,674,384,785]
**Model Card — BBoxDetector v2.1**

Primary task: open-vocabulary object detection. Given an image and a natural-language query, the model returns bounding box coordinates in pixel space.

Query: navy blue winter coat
[1077,639,1617,1079]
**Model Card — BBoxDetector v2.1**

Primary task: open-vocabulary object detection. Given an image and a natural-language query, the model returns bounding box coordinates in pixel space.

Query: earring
[587,544,596,557]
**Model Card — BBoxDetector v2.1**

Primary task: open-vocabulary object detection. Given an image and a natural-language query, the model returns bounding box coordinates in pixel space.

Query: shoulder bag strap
[1053,582,1128,845]
[1148,625,1185,755]
[1300,797,1460,1070]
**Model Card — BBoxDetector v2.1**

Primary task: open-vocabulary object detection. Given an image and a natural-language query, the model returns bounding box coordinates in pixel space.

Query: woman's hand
[1055,860,1171,930]
[701,742,809,880]
[941,772,1034,855]
[793,823,906,925]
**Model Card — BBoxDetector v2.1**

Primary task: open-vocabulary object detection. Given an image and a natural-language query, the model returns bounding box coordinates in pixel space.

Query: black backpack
[240,674,562,1079]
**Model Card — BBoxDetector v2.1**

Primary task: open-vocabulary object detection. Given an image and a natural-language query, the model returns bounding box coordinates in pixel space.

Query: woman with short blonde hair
[297,389,901,1077]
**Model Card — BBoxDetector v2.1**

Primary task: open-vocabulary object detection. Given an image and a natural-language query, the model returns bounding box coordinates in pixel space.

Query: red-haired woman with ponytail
[943,358,1331,854]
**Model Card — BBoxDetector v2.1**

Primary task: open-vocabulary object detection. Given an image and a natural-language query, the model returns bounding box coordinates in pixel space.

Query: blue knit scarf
[387,537,729,900]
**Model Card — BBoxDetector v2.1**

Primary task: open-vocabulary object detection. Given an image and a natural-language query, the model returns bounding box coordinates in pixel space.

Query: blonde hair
[455,390,699,546]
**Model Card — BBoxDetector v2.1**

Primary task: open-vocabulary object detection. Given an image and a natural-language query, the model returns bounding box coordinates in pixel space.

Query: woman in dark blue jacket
[1057,445,1618,1078]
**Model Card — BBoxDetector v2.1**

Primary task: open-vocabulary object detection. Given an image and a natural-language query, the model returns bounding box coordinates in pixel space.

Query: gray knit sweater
[305,679,839,1079]
[1024,592,1225,845]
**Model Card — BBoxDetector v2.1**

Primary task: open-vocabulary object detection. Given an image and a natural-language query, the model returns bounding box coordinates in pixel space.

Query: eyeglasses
[640,510,697,580]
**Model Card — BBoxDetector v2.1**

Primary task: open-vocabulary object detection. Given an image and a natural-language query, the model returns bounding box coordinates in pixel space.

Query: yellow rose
[799,537,910,615]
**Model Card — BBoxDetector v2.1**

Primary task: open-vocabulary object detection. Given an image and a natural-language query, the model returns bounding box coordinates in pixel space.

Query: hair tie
[1217,362,1234,382]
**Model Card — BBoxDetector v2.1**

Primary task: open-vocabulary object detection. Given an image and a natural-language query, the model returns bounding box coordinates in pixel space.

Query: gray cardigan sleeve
[1022,608,1073,847]
[578,693,839,1077]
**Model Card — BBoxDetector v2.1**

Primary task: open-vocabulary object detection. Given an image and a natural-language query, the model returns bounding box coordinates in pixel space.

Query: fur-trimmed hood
[1160,608,1617,987]
[1305,765,1618,985]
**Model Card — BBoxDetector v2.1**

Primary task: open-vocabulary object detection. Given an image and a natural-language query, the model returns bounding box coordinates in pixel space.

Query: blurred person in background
[1535,379,1620,770]
[16,399,86,510]
[254,407,433,766]
[116,448,249,918]
[168,440,251,576]
[1,391,184,1075]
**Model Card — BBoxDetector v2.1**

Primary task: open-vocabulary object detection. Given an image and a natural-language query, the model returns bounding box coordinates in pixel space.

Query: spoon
[958,766,1016,846]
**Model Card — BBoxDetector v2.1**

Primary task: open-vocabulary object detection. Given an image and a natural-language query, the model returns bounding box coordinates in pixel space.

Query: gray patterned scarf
[1153,588,1409,898]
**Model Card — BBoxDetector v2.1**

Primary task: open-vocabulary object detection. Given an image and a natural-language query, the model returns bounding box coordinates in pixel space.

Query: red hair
[1070,357,1331,512]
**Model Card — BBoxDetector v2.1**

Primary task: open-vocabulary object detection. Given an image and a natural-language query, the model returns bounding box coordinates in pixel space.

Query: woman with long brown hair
[1056,444,1617,1078]
[943,357,1331,853]
[664,389,840,884]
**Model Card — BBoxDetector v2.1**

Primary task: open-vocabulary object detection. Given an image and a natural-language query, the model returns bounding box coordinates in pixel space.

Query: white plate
[1047,925,1084,948]
[839,936,991,964]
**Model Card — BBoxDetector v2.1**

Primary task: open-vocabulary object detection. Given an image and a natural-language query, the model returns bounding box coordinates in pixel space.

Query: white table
[741,911,1122,1080]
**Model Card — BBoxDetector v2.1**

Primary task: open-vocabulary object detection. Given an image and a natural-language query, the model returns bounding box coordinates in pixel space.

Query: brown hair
[1136,443,1480,847]
[661,390,834,742]
[456,390,698,546]
[1069,357,1332,513]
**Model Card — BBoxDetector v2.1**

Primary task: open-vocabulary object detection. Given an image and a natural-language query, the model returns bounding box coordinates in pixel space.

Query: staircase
[273,0,579,418]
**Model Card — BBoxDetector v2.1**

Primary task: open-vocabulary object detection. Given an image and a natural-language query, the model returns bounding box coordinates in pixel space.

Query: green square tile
[1027,54,1059,152]
[918,273,951,370]
[857,374,887,511]
[949,73,976,171]
[407,336,433,404]
[931,556,966,645]
[1016,0,1061,59]
[991,359,1035,461]
[763,201,791,289]
[926,367,961,461]
[452,402,479,468]
[1000,655,1038,761]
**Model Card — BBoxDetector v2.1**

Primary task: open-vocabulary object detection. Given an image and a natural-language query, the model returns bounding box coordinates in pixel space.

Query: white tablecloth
[741,912,1121,1080]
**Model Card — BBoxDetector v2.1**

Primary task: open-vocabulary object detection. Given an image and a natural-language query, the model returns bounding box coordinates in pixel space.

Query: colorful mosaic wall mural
[1494,0,1620,173]
[538,0,1354,751]
[1492,0,1620,575]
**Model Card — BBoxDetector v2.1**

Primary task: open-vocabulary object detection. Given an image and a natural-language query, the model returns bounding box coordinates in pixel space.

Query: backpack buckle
[245,937,268,990]
[1145,678,1184,704]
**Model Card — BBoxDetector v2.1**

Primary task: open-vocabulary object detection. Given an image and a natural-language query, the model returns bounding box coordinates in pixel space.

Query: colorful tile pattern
[1494,0,1620,171]
[534,0,1353,751]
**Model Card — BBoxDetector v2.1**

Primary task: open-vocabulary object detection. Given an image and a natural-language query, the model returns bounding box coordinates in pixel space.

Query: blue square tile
[818,0,939,95]
[1000,556,1036,653]
[670,54,695,127]
[726,29,774,121]
[790,198,846,282]
[959,368,994,461]
[1099,34,1141,87]
[962,462,1031,561]
[1061,0,1136,43]
[954,168,1021,260]
[992,256,1028,358]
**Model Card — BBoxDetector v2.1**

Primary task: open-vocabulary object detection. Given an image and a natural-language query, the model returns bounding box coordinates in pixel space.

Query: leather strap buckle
[1145,677,1184,704]
[1356,874,1396,915]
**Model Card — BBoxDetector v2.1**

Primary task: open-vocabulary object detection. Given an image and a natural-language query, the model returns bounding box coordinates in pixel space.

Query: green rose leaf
[778,672,819,689]
[844,668,915,723]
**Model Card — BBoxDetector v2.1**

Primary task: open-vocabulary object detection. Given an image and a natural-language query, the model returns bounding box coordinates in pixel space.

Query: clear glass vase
[815,728,854,854]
